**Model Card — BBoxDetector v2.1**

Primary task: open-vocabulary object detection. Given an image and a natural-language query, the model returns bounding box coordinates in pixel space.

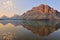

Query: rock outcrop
[21,4,60,20]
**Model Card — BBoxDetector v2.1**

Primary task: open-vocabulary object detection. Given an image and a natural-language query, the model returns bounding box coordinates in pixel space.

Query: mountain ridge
[21,4,60,20]
[0,14,21,19]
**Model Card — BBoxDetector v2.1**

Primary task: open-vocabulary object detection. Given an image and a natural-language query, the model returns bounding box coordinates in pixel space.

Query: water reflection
[2,32,16,40]
[23,25,56,36]
[0,20,60,40]
[0,20,21,26]
[22,20,60,36]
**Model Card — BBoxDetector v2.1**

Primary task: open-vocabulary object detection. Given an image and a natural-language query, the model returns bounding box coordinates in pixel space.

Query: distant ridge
[0,16,9,19]
[0,14,20,20]
[9,14,21,19]
[21,4,60,20]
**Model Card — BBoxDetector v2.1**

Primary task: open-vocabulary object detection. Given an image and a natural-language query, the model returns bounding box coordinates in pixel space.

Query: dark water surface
[0,20,60,40]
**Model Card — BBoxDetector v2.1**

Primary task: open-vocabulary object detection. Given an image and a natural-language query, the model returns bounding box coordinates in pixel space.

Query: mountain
[10,14,20,19]
[21,4,60,20]
[0,14,20,20]
[0,16,9,19]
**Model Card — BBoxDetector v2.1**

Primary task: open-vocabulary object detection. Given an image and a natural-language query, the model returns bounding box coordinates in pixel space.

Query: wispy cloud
[0,0,25,15]
[2,0,14,9]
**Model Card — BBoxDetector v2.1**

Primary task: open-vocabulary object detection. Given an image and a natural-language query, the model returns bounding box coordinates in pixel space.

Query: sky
[0,0,60,17]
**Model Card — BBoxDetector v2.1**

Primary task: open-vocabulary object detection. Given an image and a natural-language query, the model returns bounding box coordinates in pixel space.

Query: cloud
[0,0,21,15]
[3,0,14,9]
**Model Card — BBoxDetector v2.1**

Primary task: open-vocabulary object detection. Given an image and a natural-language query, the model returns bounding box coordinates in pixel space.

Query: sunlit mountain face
[21,4,60,20]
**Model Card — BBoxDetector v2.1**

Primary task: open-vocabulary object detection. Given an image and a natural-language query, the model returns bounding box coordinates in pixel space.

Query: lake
[0,20,60,40]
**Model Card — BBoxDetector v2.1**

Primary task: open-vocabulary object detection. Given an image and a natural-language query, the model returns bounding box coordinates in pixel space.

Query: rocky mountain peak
[32,4,56,14]
[21,4,60,19]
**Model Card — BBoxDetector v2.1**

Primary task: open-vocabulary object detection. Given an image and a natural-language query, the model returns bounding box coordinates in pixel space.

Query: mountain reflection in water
[22,20,60,36]
[0,20,60,40]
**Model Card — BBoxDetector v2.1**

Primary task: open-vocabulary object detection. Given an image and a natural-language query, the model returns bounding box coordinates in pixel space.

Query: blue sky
[0,0,60,16]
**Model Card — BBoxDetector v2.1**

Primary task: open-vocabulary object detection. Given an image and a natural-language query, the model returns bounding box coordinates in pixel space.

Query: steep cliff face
[31,4,56,14]
[21,4,60,19]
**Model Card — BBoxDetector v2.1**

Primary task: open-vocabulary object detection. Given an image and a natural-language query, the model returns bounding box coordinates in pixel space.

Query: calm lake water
[0,20,60,40]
